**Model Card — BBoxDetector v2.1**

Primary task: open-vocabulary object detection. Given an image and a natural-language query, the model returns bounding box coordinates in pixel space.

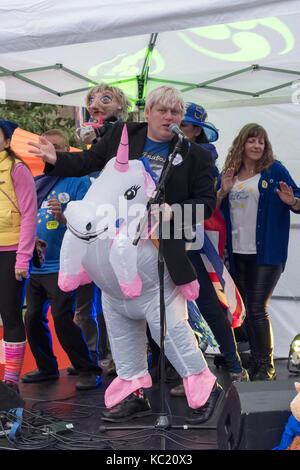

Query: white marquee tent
[1,0,300,357]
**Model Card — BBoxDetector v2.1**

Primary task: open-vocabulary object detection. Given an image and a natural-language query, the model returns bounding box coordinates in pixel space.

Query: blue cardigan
[218,161,300,272]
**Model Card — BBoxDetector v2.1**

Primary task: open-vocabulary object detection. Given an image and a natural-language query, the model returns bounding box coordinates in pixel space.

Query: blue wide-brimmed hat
[182,102,219,142]
[0,120,19,139]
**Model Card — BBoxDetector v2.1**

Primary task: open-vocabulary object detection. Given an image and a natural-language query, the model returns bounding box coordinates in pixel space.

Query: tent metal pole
[0,65,62,76]
[0,64,139,98]
[148,77,196,87]
[59,87,91,96]
[106,78,137,85]
[136,33,158,111]
[180,66,255,92]
[257,81,298,96]
[257,66,300,76]
[198,85,258,97]
[148,66,258,97]
[2,59,300,103]
[0,65,60,96]
[149,64,300,99]
[12,65,62,74]
[59,64,98,85]
[149,79,259,97]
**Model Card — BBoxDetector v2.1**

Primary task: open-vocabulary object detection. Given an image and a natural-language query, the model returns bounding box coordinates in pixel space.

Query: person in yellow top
[0,120,37,392]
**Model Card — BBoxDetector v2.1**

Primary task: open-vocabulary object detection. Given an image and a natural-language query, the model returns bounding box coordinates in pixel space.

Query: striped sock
[133,388,144,399]
[3,340,27,384]
[0,340,5,364]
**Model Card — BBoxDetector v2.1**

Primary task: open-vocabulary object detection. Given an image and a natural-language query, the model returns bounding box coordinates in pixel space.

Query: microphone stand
[135,136,186,439]
[99,136,212,448]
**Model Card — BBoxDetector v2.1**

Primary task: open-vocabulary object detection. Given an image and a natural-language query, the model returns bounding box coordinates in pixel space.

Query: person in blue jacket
[217,123,300,381]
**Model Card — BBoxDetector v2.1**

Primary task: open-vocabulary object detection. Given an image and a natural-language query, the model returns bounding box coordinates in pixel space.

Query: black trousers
[231,254,282,362]
[24,273,100,374]
[0,251,27,343]
[74,283,100,363]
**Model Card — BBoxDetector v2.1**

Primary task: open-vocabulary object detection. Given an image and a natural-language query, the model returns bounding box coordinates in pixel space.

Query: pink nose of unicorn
[114,125,129,172]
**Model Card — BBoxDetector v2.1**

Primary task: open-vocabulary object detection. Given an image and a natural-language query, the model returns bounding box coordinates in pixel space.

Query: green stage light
[288,334,300,374]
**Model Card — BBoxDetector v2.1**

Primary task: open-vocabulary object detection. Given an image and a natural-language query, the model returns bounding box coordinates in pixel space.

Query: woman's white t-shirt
[229,173,260,254]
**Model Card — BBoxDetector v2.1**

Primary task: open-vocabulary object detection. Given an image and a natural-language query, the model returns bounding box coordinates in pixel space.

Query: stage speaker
[217,380,297,450]
[0,380,25,412]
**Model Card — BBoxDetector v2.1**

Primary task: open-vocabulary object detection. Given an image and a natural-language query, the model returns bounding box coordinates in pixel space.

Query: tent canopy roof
[1,1,300,109]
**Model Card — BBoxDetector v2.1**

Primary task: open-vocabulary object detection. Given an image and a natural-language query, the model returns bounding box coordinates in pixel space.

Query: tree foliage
[0,100,85,149]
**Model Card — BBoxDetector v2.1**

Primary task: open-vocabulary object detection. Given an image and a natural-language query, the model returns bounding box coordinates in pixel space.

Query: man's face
[145,103,182,142]
[86,90,121,122]
[42,133,69,152]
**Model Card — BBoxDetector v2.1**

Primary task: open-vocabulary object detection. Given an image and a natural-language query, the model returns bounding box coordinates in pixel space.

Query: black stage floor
[0,356,298,453]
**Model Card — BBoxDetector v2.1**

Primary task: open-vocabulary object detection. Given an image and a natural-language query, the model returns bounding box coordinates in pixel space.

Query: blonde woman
[217,123,300,381]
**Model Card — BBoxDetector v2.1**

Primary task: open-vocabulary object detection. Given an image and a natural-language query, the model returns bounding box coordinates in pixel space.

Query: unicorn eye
[124,185,141,200]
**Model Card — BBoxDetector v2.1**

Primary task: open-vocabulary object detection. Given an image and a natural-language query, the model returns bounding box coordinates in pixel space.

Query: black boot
[185,382,224,424]
[101,393,152,422]
[252,360,276,381]
[247,356,259,381]
[247,316,276,381]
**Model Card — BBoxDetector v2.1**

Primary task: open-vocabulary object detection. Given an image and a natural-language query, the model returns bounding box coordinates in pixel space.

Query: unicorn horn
[114,124,129,172]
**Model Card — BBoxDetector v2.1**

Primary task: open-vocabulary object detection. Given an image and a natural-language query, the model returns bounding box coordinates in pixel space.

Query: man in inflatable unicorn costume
[29,86,224,424]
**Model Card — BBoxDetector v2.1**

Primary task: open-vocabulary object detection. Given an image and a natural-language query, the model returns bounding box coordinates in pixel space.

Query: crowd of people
[0,82,299,425]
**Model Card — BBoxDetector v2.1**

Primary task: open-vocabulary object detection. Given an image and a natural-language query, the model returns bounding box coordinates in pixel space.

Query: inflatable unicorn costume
[58,125,217,411]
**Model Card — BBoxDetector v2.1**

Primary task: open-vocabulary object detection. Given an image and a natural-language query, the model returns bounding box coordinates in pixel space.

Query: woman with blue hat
[0,120,37,392]
[170,104,248,398]
[180,102,220,180]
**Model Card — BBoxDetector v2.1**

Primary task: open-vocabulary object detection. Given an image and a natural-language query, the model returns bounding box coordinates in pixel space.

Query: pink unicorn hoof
[183,368,216,409]
[105,373,152,408]
[78,270,93,285]
[58,270,92,292]
[178,280,200,301]
[119,274,142,299]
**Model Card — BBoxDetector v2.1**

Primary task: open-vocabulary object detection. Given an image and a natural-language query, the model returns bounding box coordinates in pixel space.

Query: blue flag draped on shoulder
[197,208,246,329]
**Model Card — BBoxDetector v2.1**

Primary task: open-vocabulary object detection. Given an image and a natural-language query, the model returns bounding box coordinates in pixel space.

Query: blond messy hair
[223,123,275,174]
[145,86,185,117]
[85,83,131,120]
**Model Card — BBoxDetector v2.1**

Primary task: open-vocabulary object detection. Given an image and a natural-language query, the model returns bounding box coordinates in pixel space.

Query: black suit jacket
[44,122,216,285]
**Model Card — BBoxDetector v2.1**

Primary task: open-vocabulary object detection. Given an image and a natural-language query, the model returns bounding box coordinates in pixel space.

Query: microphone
[168,123,189,141]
